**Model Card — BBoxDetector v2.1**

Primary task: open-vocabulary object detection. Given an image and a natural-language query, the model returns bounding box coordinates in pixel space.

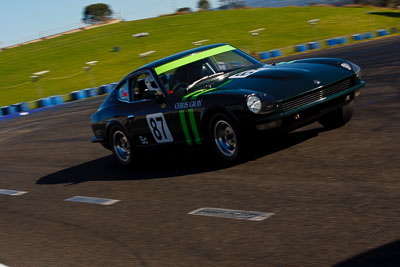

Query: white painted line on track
[0,122,39,134]
[65,196,120,205]
[0,189,28,196]
[189,207,274,221]
[0,263,10,267]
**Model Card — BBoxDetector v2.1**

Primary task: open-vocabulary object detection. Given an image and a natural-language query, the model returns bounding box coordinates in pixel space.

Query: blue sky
[0,0,219,48]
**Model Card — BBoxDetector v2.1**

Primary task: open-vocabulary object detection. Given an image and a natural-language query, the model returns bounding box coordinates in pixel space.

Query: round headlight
[247,95,262,113]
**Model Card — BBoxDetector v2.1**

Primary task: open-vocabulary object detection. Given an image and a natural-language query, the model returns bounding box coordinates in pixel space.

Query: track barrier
[363,32,374,39]
[376,29,388,37]
[295,44,307,52]
[259,52,270,60]
[12,102,30,112]
[50,95,64,105]
[270,49,282,57]
[326,39,337,46]
[84,88,98,98]
[70,90,86,101]
[307,41,320,50]
[352,34,363,41]
[37,97,52,108]
[1,105,18,115]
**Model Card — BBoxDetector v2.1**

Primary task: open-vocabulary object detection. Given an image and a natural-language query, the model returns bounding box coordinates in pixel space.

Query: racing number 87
[146,113,173,143]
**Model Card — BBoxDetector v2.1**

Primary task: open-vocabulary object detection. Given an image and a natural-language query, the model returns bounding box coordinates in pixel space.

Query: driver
[145,74,158,91]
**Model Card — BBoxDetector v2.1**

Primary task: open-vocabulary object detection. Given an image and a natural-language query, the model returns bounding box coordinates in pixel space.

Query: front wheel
[319,100,355,129]
[110,127,133,166]
[208,114,241,162]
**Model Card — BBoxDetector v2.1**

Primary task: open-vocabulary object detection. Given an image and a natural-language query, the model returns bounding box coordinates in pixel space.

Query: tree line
[82,1,399,25]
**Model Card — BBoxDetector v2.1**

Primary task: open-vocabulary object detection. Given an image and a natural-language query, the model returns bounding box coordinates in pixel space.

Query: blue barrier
[259,52,270,60]
[12,102,30,112]
[0,108,2,116]
[1,105,18,115]
[70,90,86,101]
[84,88,98,98]
[307,42,320,50]
[326,39,337,46]
[50,95,64,105]
[376,29,388,37]
[99,83,116,94]
[336,37,347,45]
[363,32,373,39]
[295,44,307,52]
[352,34,362,41]
[270,49,282,58]
[37,97,52,108]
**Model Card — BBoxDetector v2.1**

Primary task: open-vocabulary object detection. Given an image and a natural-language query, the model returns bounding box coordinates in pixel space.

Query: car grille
[281,77,353,112]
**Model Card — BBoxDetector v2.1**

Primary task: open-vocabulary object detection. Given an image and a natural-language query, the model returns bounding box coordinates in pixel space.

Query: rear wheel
[319,100,354,129]
[110,127,133,166]
[208,114,241,162]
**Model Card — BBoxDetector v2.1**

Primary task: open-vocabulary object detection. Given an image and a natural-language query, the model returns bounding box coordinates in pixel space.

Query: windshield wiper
[187,72,225,91]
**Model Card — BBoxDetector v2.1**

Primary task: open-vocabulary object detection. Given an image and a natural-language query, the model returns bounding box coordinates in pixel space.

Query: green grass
[0,6,399,106]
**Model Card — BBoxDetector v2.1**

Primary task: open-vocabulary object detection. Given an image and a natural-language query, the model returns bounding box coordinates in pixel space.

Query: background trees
[198,0,211,10]
[83,3,113,24]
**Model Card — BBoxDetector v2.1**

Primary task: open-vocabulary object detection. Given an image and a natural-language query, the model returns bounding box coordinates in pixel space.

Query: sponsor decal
[174,100,203,110]
[229,67,269,79]
[138,136,149,145]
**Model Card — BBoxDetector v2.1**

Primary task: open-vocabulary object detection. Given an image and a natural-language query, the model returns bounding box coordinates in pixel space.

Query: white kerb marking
[0,263,10,267]
[65,196,120,205]
[0,189,28,196]
[189,207,274,221]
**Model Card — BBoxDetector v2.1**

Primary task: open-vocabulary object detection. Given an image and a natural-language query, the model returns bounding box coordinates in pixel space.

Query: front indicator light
[247,95,262,113]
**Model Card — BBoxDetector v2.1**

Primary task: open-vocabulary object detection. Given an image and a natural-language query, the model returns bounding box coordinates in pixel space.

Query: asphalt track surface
[1,36,399,267]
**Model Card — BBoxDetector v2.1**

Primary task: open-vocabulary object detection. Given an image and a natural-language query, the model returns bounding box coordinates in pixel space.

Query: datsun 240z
[91,44,364,165]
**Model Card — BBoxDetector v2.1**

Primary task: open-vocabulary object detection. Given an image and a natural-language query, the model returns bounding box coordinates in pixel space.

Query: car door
[122,71,184,147]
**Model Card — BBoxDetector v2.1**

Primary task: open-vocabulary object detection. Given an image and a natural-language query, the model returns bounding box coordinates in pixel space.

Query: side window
[131,72,161,101]
[116,81,129,102]
[132,74,147,100]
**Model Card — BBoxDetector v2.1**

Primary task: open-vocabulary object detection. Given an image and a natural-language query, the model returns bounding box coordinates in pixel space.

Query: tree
[83,3,113,24]
[198,0,211,10]
[177,7,192,13]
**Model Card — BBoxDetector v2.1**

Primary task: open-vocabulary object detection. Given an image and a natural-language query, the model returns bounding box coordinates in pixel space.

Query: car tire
[318,100,355,129]
[208,114,241,162]
[110,127,133,166]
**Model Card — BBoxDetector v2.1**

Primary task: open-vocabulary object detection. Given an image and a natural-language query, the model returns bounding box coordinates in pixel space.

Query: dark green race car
[91,43,364,165]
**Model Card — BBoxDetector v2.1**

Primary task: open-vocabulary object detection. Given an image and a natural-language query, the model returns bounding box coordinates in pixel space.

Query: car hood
[216,61,354,100]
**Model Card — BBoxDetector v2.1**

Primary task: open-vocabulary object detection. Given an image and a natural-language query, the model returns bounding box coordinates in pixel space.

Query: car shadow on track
[334,240,400,267]
[37,126,326,185]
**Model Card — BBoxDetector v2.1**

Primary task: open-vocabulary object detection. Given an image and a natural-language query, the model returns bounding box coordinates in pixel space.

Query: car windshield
[156,46,260,94]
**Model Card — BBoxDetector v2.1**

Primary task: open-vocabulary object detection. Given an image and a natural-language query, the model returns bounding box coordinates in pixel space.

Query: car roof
[136,43,229,73]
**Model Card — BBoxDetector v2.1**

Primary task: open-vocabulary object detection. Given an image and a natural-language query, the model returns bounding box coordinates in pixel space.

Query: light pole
[133,32,149,54]
[134,32,153,63]
[248,28,265,53]
[308,19,320,41]
[31,70,49,98]
[83,61,98,88]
